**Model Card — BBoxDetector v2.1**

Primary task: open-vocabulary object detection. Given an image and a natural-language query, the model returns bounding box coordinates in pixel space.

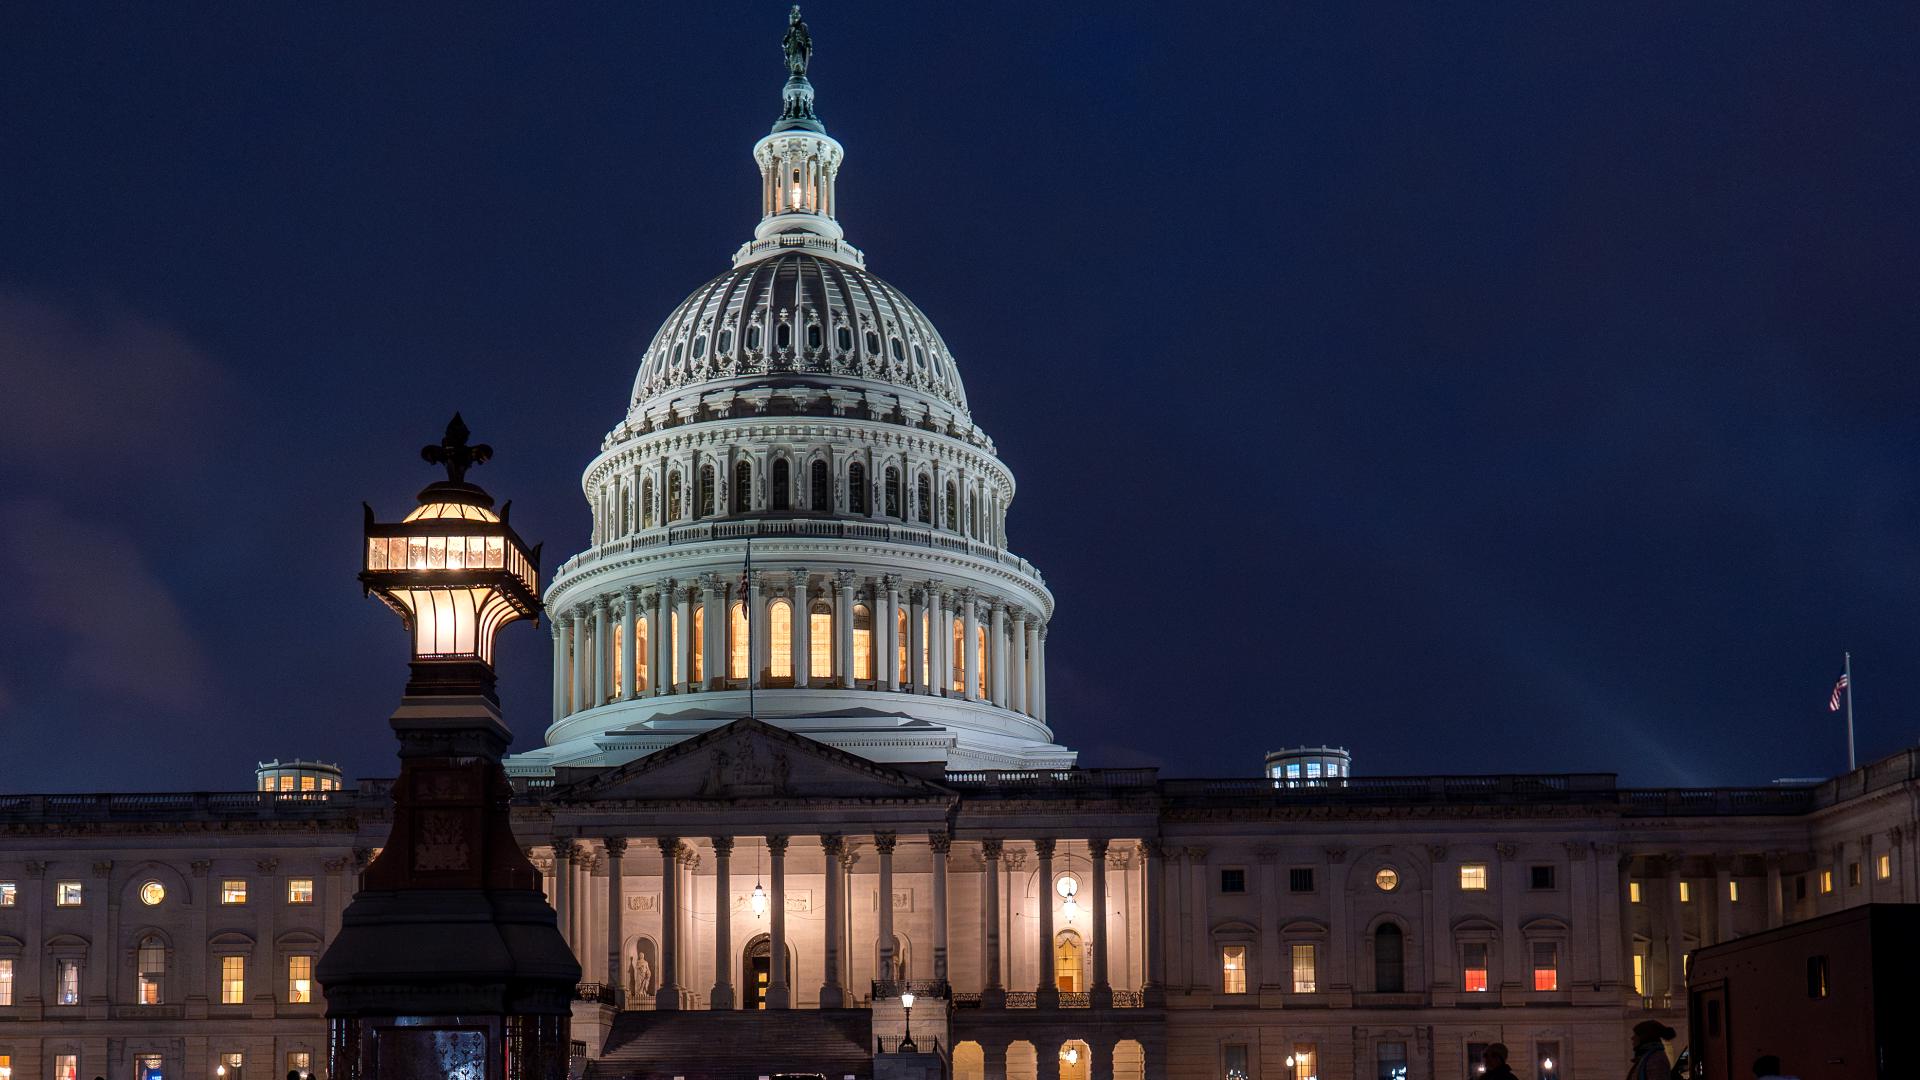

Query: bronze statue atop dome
[783,6,812,76]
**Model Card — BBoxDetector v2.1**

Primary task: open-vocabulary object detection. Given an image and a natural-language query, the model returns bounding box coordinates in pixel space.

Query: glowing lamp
[1060,1047,1079,1066]
[751,881,769,917]
[899,990,917,1052]
[361,415,541,697]
[1541,1059,1555,1073]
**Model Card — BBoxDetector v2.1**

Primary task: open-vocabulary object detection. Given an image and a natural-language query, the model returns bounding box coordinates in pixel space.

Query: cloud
[0,500,212,712]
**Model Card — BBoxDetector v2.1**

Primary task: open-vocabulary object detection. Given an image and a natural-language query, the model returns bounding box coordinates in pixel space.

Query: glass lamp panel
[486,535,505,568]
[367,538,387,570]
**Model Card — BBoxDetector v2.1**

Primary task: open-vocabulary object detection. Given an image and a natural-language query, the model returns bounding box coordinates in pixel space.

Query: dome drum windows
[745,321,764,353]
[809,459,830,511]
[775,319,794,354]
[915,474,933,525]
[667,472,685,522]
[836,324,854,353]
[806,320,823,353]
[733,461,753,514]
[771,459,791,511]
[697,465,716,518]
[884,468,901,518]
[848,463,868,515]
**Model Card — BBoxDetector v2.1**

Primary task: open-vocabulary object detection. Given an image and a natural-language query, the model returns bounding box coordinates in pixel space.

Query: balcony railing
[555,517,1046,586]
[871,979,950,1001]
[1111,989,1145,1008]
[1003,991,1037,1009]
[574,981,617,1005]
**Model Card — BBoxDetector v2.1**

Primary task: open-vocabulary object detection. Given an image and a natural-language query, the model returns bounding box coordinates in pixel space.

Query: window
[219,1052,243,1079]
[889,337,904,363]
[865,328,881,354]
[1373,923,1404,993]
[288,1051,312,1076]
[1679,881,1692,903]
[769,599,793,679]
[698,464,716,517]
[1462,943,1490,992]
[853,604,873,680]
[690,606,704,683]
[1530,865,1555,890]
[848,463,867,514]
[1459,864,1487,891]
[746,321,763,352]
[1806,955,1828,998]
[222,879,247,904]
[809,460,829,510]
[976,624,988,698]
[836,324,853,353]
[806,322,822,352]
[809,603,833,679]
[1532,941,1558,991]
[1629,880,1642,903]
[1795,875,1808,901]
[1536,1040,1562,1078]
[288,878,314,904]
[718,327,734,354]
[288,954,314,1003]
[1879,853,1893,880]
[1376,1041,1409,1080]
[1219,868,1246,894]
[1287,1043,1315,1080]
[1632,951,1646,995]
[1291,943,1317,993]
[57,958,80,1005]
[1220,945,1247,994]
[56,880,82,906]
[732,460,752,513]
[1374,866,1399,892]
[775,319,792,352]
[771,459,790,510]
[221,955,246,1004]
[137,935,165,1004]
[1729,880,1740,903]
[1467,1044,1491,1077]
[667,470,684,520]
[884,467,901,517]
[1848,862,1862,887]
[669,609,681,686]
[55,1055,77,1080]
[951,617,964,692]
[0,957,13,1005]
[641,478,656,528]
[729,601,749,680]
[944,481,958,531]
[1289,867,1314,892]
[1820,870,1834,894]
[897,607,909,681]
[1224,1043,1249,1080]
[636,614,650,691]
[0,881,13,906]
[915,474,933,524]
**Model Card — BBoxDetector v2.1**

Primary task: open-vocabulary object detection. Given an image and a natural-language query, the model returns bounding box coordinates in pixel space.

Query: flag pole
[746,537,755,721]
[1844,650,1856,772]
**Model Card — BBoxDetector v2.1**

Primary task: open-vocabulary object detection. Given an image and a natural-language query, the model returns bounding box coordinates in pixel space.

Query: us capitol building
[2,13,1915,1080]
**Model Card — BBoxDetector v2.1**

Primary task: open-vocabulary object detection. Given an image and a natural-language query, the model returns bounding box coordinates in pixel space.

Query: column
[1186,848,1210,994]
[768,835,791,1009]
[1090,838,1112,1005]
[651,587,671,696]
[576,854,595,978]
[880,575,900,689]
[1036,626,1048,721]
[657,837,682,1009]
[1036,838,1058,1004]
[750,572,770,685]
[604,838,626,1007]
[551,622,568,716]
[791,569,812,687]
[570,609,589,713]
[711,836,735,1009]
[989,601,1008,705]
[1664,855,1685,1005]
[674,584,693,694]
[1713,856,1735,944]
[701,574,723,690]
[1010,612,1028,715]
[1025,620,1042,717]
[982,839,1005,1003]
[1143,842,1166,1004]
[835,570,856,688]
[929,586,949,695]
[907,587,925,693]
[594,596,613,706]
[930,832,951,984]
[1765,850,1785,928]
[876,832,898,982]
[620,591,639,699]
[820,834,847,1007]
[960,590,980,701]
[553,839,575,951]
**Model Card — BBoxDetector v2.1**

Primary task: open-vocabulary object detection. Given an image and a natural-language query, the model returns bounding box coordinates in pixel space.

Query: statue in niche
[625,937,657,999]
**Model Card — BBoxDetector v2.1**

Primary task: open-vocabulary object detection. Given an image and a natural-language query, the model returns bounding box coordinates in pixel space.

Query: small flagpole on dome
[1844,651,1855,772]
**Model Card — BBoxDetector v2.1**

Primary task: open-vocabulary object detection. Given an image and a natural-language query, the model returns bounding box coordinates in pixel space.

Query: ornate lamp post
[317,416,579,1080]
[899,990,916,1053]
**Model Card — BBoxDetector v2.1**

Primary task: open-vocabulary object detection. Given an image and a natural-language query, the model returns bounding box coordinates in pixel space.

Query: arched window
[669,610,681,686]
[951,617,964,693]
[853,604,874,680]
[848,463,868,514]
[810,601,833,679]
[137,935,165,1004]
[636,615,650,691]
[1375,923,1405,993]
[641,479,656,529]
[976,625,988,697]
[698,465,716,518]
[916,474,933,525]
[733,460,753,513]
[771,459,790,511]
[945,482,959,531]
[884,468,901,517]
[611,623,623,699]
[920,610,932,686]
[769,599,793,679]
[729,602,750,680]
[690,606,705,684]
[667,472,684,522]
[810,460,830,511]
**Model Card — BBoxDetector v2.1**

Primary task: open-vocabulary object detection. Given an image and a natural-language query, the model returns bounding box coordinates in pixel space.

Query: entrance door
[1055,931,1083,992]
[745,934,772,1010]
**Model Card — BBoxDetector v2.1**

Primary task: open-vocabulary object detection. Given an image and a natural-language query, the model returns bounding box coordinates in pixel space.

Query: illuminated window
[1220,945,1247,994]
[221,955,246,1004]
[288,955,314,1003]
[55,1054,77,1080]
[139,880,165,906]
[1879,853,1893,880]
[728,602,749,680]
[56,959,80,1005]
[732,460,752,513]
[769,600,793,678]
[919,610,930,685]
[896,607,908,681]
[1728,880,1739,903]
[951,617,964,692]
[848,463,868,514]
[0,957,13,1005]
[1291,943,1317,993]
[1377,1042,1409,1080]
[1459,864,1487,891]
[1632,951,1646,995]
[690,606,704,683]
[222,880,248,905]
[810,603,834,679]
[636,612,650,691]
[1679,881,1692,903]
[1288,1043,1315,1080]
[642,478,655,527]
[1532,941,1558,991]
[1820,870,1833,894]
[976,625,987,697]
[852,604,873,680]
[1223,1044,1249,1080]
[288,879,314,904]
[771,459,790,510]
[288,1051,312,1075]
[1629,880,1642,903]
[219,1052,244,1078]
[279,775,295,792]
[56,881,82,906]
[137,935,165,1004]
[1462,943,1489,992]
[667,470,684,520]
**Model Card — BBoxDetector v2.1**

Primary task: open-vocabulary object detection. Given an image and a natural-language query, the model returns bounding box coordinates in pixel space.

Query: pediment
[552,717,953,803]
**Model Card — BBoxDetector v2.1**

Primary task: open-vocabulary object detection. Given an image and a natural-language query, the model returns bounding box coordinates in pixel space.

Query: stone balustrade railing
[555,517,1045,584]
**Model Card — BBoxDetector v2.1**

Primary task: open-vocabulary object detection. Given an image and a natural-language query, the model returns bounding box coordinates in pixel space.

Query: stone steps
[586,1008,874,1080]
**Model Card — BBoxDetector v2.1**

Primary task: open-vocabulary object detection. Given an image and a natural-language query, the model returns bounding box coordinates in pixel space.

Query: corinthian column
[768,835,791,1009]
[551,621,568,716]
[700,573,723,690]
[982,839,1005,1006]
[791,569,812,687]
[570,608,589,713]
[1036,838,1058,1004]
[820,834,846,1007]
[835,570,856,688]
[882,575,902,689]
[620,590,639,699]
[604,837,627,1007]
[876,832,898,982]
[1009,611,1028,715]
[594,596,613,706]
[651,587,671,696]
[674,583,693,694]
[930,831,951,983]
[1090,838,1112,1006]
[657,837,682,1010]
[711,836,734,1009]
[989,600,1008,705]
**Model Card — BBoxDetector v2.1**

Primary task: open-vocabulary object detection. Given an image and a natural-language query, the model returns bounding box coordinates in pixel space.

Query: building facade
[1,13,1916,1080]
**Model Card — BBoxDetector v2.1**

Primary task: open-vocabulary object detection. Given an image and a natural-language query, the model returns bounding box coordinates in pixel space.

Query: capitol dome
[509,18,1065,777]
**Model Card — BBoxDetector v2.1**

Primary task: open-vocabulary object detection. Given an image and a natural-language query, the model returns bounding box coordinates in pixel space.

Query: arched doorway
[1114,1040,1146,1080]
[1054,929,1083,992]
[1058,1041,1091,1080]
[953,1042,985,1080]
[742,934,796,1010]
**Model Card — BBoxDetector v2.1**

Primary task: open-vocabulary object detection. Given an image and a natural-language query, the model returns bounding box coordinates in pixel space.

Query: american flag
[1829,673,1849,712]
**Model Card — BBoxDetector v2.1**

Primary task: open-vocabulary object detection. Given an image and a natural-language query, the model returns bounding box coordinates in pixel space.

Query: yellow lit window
[221,955,246,1004]
[55,881,82,906]
[1532,941,1558,991]
[1632,952,1646,995]
[136,936,165,1004]
[1629,880,1642,903]
[288,955,314,1003]
[279,775,295,792]
[768,600,792,679]
[1879,853,1893,880]
[288,879,314,904]
[1291,943,1317,993]
[690,606,704,682]
[610,622,623,694]
[1459,864,1487,891]
[897,608,908,682]
[1679,881,1692,903]
[1288,1043,1315,1080]
[811,604,834,679]
[300,775,316,791]
[852,603,873,680]
[636,612,651,690]
[222,880,247,905]
[976,624,988,697]
[0,881,14,906]
[670,609,683,685]
[288,1051,312,1075]
[729,602,749,680]
[220,1052,243,1078]
[0,958,13,1005]
[1221,945,1247,994]
[1820,870,1833,894]
[951,617,964,692]
[920,610,931,685]
[1729,880,1740,902]
[1462,943,1489,992]
[55,1054,77,1080]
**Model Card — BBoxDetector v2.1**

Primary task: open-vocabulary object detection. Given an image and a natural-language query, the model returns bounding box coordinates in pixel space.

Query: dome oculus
[1374,867,1400,892]
[139,880,165,906]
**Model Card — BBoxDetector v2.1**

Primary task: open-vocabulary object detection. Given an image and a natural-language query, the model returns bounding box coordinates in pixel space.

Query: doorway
[1055,930,1083,992]
[743,934,795,1010]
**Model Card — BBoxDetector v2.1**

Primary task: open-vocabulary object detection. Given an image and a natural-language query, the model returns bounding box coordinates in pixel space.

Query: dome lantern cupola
[739,6,863,266]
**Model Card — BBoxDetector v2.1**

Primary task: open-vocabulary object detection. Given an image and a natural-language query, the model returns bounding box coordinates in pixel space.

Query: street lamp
[1541,1057,1556,1076]
[899,990,916,1052]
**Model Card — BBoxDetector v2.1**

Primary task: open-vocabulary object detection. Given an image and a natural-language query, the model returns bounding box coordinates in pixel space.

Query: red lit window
[1463,943,1490,992]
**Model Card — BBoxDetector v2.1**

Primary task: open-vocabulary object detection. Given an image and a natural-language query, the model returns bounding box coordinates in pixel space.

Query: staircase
[586,1009,874,1080]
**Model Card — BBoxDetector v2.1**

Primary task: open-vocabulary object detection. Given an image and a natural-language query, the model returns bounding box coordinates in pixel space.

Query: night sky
[2,3,1917,792]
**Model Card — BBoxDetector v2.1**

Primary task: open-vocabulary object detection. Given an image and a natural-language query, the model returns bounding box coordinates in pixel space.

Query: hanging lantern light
[750,842,768,917]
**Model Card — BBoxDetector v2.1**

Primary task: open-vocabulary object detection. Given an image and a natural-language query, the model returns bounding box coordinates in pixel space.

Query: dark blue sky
[2,3,1916,791]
